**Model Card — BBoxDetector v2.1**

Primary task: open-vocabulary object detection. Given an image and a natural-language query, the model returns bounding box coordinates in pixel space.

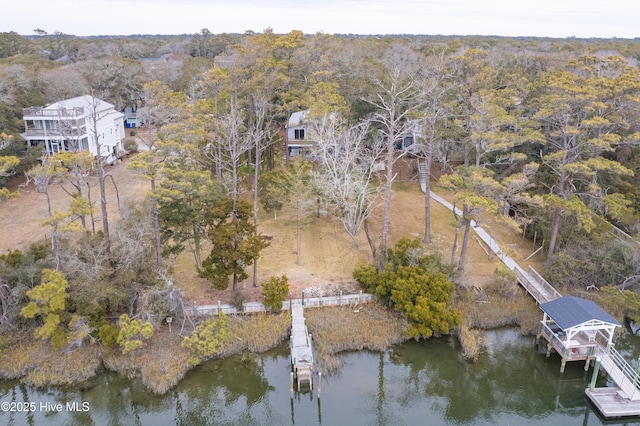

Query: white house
[22,95,125,163]
[286,110,313,160]
[122,105,140,129]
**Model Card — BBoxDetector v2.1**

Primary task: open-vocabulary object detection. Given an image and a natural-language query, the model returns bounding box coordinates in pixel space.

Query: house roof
[288,110,309,127]
[540,295,621,330]
[47,95,115,113]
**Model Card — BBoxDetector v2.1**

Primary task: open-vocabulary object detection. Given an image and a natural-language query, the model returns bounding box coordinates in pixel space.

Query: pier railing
[528,266,562,300]
[605,344,640,394]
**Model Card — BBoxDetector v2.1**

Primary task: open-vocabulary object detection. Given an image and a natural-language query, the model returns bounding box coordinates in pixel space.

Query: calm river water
[2,328,640,425]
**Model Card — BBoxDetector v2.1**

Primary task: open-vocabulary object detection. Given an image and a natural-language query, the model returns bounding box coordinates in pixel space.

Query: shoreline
[0,294,540,394]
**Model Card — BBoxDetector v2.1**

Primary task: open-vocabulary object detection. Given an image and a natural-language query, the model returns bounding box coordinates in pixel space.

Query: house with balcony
[22,95,125,163]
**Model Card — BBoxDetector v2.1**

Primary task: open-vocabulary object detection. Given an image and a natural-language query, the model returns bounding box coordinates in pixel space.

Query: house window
[403,136,414,148]
[294,129,305,140]
[79,137,89,151]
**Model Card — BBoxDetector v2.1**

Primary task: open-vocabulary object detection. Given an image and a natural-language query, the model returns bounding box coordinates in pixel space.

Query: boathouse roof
[540,295,620,330]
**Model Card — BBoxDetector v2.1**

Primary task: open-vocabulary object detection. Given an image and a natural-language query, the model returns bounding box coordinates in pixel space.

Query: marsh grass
[103,331,190,394]
[217,312,291,357]
[455,288,539,331]
[0,336,102,386]
[453,265,541,361]
[305,303,406,373]
[458,325,487,361]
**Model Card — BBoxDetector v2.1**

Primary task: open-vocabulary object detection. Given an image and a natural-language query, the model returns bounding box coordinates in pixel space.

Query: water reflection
[2,329,640,425]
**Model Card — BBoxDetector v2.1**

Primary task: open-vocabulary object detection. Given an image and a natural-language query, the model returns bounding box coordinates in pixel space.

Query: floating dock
[586,387,640,418]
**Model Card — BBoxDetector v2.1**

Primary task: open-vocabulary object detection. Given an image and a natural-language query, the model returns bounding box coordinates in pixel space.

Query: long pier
[420,175,640,418]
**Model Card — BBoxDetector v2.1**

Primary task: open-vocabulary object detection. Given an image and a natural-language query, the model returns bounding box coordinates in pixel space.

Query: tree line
[1,29,640,350]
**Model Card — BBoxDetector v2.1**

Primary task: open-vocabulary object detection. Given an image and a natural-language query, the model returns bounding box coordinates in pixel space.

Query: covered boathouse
[538,295,620,373]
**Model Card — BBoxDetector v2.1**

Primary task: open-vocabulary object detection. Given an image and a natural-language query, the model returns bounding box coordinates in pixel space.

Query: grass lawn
[0,156,547,305]
[0,157,147,253]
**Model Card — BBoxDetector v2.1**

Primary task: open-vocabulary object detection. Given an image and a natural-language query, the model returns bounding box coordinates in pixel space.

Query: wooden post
[290,372,294,398]
[318,372,322,398]
[533,231,537,249]
[590,357,601,391]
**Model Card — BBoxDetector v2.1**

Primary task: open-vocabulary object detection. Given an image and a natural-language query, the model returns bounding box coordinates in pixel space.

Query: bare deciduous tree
[363,44,424,270]
[412,53,457,243]
[312,117,383,257]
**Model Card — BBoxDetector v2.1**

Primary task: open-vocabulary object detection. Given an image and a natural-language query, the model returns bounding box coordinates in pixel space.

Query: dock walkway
[428,190,560,303]
[420,173,640,418]
[290,304,313,392]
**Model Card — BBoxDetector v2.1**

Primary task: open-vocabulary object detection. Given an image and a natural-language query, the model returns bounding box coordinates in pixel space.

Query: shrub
[597,286,640,323]
[122,138,138,154]
[116,314,153,354]
[28,242,50,261]
[231,291,245,312]
[352,265,378,293]
[262,275,289,312]
[0,249,23,267]
[354,268,459,339]
[97,323,119,347]
[182,312,231,365]
[486,265,520,300]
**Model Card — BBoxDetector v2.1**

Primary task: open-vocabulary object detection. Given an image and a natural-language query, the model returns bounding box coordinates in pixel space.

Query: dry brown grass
[216,312,291,356]
[0,156,147,253]
[103,328,191,394]
[178,180,507,304]
[431,182,547,285]
[454,286,541,333]
[0,336,102,386]
[1,152,537,304]
[305,303,406,372]
[458,325,487,361]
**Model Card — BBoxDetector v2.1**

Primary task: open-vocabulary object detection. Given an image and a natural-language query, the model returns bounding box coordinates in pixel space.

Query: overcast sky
[2,0,638,38]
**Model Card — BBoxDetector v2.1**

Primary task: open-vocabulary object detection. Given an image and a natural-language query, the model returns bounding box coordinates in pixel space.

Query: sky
[1,0,639,39]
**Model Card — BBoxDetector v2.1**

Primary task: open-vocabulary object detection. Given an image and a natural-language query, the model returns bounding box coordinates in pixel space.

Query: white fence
[185,291,375,317]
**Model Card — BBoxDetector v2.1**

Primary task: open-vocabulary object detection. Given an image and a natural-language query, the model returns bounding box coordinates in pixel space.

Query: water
[1,328,640,425]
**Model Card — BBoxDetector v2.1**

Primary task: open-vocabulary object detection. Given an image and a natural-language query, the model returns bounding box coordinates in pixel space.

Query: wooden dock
[290,304,313,392]
[586,387,640,418]
[425,184,640,418]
